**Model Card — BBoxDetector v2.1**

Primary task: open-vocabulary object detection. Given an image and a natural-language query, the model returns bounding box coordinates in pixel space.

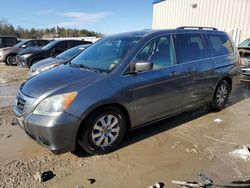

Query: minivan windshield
[70,36,141,73]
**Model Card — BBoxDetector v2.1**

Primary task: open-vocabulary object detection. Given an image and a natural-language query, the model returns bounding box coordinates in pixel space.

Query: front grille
[15,91,35,114]
[16,95,26,112]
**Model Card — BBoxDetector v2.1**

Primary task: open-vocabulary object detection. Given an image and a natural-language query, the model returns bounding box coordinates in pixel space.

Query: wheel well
[76,103,132,138]
[30,57,43,66]
[222,77,232,91]
[6,53,16,60]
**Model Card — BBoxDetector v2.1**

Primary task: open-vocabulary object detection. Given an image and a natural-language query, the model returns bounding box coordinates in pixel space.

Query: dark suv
[0,36,18,48]
[13,27,240,155]
[17,40,92,67]
[0,39,50,66]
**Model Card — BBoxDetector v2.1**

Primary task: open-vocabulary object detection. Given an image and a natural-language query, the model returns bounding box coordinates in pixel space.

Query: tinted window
[70,41,80,48]
[133,35,175,70]
[3,37,16,46]
[207,34,234,56]
[57,46,84,59]
[173,33,206,63]
[26,40,37,47]
[55,41,68,51]
[39,40,49,46]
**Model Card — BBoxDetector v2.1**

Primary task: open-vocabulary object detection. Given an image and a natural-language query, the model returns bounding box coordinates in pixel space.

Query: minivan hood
[19,47,47,55]
[21,64,102,98]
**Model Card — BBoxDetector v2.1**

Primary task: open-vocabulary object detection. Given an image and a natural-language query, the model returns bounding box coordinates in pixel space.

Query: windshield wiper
[79,64,100,73]
[69,63,100,73]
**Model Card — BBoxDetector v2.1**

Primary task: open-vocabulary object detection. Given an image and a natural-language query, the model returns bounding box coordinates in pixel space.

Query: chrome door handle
[169,71,177,78]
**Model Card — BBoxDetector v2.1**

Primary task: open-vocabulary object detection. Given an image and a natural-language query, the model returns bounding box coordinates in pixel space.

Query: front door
[130,35,184,125]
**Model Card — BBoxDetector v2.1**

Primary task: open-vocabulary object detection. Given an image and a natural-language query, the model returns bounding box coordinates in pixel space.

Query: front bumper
[14,111,81,154]
[17,55,30,67]
[0,53,5,62]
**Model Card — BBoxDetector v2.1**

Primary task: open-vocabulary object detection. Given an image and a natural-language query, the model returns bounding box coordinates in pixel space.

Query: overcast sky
[0,0,154,34]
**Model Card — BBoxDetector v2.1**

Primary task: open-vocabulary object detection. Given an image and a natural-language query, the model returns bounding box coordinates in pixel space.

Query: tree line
[0,19,103,39]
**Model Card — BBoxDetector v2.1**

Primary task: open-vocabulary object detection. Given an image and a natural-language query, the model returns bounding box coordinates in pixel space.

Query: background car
[238,38,250,78]
[0,39,50,66]
[28,44,91,78]
[0,36,18,48]
[17,40,92,68]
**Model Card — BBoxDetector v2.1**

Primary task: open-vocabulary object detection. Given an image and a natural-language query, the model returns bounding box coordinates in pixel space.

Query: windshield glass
[42,40,57,50]
[57,45,85,59]
[239,39,250,47]
[13,40,27,48]
[70,36,141,72]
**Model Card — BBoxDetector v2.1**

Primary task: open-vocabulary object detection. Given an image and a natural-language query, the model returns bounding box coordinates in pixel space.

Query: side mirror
[134,61,153,72]
[21,44,27,48]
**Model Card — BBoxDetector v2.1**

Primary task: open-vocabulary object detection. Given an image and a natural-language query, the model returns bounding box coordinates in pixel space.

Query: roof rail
[177,26,218,30]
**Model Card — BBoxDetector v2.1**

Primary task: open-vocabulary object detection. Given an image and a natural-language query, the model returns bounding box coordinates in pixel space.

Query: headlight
[23,53,33,58]
[33,92,77,116]
[39,64,59,73]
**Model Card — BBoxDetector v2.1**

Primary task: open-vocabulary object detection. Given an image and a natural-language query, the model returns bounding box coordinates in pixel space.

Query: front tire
[6,55,17,66]
[211,80,230,110]
[77,107,127,155]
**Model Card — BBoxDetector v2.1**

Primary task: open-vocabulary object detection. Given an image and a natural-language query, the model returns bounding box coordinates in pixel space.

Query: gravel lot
[0,64,250,188]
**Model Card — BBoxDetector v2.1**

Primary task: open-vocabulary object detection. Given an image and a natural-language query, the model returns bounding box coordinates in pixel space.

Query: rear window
[207,34,234,56]
[173,33,206,63]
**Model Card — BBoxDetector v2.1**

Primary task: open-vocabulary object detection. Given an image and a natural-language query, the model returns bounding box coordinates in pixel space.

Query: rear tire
[211,80,230,110]
[77,107,127,155]
[6,55,17,66]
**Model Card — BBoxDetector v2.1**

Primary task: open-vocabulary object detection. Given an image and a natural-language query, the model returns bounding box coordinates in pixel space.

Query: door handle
[187,67,196,73]
[169,71,177,78]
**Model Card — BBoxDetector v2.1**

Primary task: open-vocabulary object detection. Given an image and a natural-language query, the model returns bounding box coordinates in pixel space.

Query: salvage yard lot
[0,64,250,187]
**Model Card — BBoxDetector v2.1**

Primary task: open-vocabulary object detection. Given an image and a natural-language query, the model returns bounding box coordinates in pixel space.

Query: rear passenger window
[173,34,206,63]
[207,34,234,56]
[26,41,37,47]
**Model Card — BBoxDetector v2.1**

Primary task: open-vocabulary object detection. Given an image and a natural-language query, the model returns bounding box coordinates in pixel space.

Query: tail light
[236,58,242,67]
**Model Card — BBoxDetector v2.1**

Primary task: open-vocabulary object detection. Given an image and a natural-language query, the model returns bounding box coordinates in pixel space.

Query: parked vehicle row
[13,27,241,155]
[0,39,50,65]
[0,38,92,67]
[29,44,91,78]
[0,36,18,48]
[17,40,92,68]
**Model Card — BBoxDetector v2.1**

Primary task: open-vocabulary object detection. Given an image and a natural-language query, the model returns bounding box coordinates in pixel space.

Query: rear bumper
[14,111,81,154]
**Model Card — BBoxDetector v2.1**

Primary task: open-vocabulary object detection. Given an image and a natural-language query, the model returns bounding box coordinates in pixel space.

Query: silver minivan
[13,27,241,155]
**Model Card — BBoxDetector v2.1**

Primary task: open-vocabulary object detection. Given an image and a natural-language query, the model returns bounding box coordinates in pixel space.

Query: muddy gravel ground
[0,64,250,188]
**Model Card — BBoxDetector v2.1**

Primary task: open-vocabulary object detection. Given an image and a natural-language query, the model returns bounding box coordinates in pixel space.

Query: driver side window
[133,35,175,70]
